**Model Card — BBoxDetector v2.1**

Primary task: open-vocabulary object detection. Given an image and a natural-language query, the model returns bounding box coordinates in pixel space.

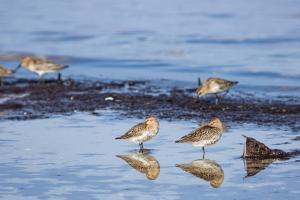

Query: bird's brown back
[207,77,237,90]
[116,122,147,139]
[176,125,222,143]
[22,57,66,71]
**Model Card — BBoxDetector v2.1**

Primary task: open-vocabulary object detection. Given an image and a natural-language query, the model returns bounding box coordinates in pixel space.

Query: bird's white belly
[129,131,156,144]
[192,140,211,147]
[28,65,56,76]
[209,84,221,93]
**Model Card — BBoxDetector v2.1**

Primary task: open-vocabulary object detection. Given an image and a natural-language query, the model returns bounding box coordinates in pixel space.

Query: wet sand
[0,78,299,131]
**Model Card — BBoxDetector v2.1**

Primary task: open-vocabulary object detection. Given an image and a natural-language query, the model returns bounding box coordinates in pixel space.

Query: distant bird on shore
[0,66,13,86]
[196,77,238,104]
[175,117,224,157]
[15,56,69,81]
[176,159,224,188]
[117,151,160,180]
[115,115,159,150]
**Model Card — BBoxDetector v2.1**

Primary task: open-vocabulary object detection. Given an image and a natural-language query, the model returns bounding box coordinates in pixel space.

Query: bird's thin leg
[139,143,144,153]
[57,73,62,82]
[38,75,45,85]
[222,90,229,99]
[194,95,199,103]
[202,147,205,159]
[215,94,219,105]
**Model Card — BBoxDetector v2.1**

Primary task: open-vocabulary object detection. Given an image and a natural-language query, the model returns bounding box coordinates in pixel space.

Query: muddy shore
[0,78,299,131]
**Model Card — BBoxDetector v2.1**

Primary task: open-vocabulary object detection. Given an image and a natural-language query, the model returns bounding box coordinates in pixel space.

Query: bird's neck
[147,123,159,133]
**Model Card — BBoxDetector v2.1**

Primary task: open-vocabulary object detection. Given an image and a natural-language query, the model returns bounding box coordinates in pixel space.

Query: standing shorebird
[196,77,238,104]
[0,66,13,86]
[16,56,69,82]
[176,159,224,188]
[175,117,224,157]
[115,115,159,150]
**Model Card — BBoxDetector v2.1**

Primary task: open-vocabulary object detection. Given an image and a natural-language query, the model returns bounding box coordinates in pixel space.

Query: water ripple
[185,37,300,45]
[31,31,94,42]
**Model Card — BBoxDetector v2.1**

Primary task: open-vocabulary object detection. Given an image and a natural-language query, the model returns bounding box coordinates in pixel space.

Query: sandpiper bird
[117,151,160,180]
[115,115,159,150]
[0,66,13,86]
[175,117,224,156]
[176,159,224,188]
[16,56,69,81]
[196,77,238,104]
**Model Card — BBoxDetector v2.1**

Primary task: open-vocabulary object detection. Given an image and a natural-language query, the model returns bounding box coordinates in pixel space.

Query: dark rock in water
[242,135,289,159]
[243,158,277,178]
[242,135,300,178]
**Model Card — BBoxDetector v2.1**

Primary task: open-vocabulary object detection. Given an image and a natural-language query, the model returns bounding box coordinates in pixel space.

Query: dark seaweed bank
[0,78,299,131]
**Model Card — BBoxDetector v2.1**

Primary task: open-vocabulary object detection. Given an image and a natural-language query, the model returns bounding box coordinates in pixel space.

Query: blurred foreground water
[0,0,300,86]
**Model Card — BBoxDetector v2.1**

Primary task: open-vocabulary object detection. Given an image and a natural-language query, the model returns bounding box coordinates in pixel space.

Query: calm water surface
[0,111,299,199]
[0,0,300,199]
[0,0,300,86]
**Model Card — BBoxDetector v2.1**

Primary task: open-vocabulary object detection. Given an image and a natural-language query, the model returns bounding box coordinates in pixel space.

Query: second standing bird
[115,115,159,151]
[16,56,69,81]
[196,77,238,104]
[175,117,224,157]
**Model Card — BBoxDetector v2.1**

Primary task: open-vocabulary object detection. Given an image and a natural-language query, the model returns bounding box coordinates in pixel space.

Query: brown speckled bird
[176,159,224,188]
[176,117,224,156]
[196,77,238,104]
[115,115,159,150]
[16,56,69,80]
[117,151,160,180]
[0,66,13,86]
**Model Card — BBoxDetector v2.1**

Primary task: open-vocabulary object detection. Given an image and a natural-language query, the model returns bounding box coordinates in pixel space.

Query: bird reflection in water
[176,159,224,188]
[116,150,160,180]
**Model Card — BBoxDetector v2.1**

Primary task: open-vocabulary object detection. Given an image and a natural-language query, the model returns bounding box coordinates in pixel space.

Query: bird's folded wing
[33,58,65,70]
[178,126,216,142]
[118,123,147,139]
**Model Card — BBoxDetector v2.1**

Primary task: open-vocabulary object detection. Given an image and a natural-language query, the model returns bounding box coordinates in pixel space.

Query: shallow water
[1,0,300,86]
[0,0,300,199]
[0,111,299,199]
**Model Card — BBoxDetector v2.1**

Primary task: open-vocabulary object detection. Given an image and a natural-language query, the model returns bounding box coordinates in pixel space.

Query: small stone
[105,97,114,101]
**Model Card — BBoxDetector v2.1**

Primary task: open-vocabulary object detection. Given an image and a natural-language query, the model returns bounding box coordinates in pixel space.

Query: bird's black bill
[12,65,21,74]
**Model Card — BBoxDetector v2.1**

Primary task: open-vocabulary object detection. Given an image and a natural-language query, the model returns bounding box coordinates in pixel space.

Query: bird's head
[196,86,206,97]
[20,56,32,67]
[208,117,223,131]
[145,115,159,126]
